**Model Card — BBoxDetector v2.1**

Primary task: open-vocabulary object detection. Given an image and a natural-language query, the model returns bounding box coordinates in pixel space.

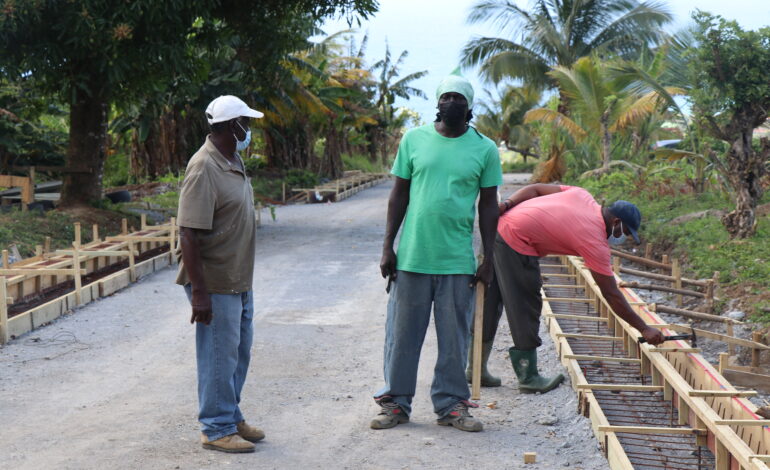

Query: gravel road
[0,175,608,470]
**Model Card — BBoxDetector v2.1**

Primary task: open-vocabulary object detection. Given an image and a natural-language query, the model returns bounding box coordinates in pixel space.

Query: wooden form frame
[0,173,34,210]
[0,217,178,344]
[291,172,389,203]
[545,255,770,470]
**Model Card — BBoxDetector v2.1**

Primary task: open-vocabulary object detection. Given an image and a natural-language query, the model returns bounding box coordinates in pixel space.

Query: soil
[0,174,609,470]
[58,206,141,235]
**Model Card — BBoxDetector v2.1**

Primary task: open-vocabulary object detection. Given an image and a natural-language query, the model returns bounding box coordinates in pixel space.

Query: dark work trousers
[484,234,544,350]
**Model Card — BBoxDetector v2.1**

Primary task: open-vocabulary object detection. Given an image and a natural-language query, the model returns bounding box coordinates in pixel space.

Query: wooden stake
[0,276,8,344]
[726,322,736,356]
[1,250,7,268]
[523,452,536,464]
[92,224,100,242]
[128,240,136,282]
[644,244,652,259]
[35,245,42,257]
[752,331,762,368]
[44,236,51,254]
[72,242,82,305]
[671,258,682,307]
[121,218,128,235]
[140,213,147,230]
[471,280,485,401]
[74,222,81,246]
[282,182,286,203]
[612,256,621,275]
[169,217,177,264]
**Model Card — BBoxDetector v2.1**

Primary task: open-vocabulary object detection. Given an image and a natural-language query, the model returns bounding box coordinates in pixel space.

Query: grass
[575,170,770,319]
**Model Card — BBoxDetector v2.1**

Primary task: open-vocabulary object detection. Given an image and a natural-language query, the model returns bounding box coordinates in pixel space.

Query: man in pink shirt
[468,184,664,393]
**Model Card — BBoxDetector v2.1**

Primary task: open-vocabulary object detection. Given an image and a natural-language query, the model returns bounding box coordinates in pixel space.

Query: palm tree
[475,85,543,161]
[462,0,672,111]
[524,56,683,175]
[369,42,428,163]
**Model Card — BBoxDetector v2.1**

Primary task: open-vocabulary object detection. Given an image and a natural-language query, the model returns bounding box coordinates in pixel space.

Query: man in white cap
[371,68,502,432]
[176,95,264,453]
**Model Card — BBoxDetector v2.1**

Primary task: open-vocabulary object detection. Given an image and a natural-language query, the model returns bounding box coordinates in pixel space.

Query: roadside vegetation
[0,1,768,317]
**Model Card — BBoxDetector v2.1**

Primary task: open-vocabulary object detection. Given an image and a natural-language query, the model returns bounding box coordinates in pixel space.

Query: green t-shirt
[392,123,503,274]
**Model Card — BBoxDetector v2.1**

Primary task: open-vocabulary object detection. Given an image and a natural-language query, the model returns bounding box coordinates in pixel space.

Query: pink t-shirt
[497,185,613,276]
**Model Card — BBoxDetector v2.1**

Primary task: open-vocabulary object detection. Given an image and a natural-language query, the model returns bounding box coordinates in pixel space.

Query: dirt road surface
[0,175,608,470]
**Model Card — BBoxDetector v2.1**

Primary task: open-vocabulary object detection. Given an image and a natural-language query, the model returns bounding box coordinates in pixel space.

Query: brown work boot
[200,433,255,453]
[237,421,266,443]
[436,401,483,432]
[370,396,409,429]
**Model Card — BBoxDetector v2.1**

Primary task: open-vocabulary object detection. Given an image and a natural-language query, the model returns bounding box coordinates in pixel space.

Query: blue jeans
[374,271,475,417]
[184,286,254,440]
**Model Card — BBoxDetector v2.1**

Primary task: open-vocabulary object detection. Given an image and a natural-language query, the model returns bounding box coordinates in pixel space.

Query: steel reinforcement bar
[543,255,770,470]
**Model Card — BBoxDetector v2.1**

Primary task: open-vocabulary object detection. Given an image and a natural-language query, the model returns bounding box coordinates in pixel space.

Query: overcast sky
[321,0,770,123]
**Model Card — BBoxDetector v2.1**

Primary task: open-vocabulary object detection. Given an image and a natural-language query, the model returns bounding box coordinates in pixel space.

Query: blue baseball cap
[608,200,641,244]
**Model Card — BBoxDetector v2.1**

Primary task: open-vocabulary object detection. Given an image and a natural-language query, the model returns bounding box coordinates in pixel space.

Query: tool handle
[638,334,693,344]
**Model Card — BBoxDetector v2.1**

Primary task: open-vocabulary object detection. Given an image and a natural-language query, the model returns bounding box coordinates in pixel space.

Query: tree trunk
[601,116,611,171]
[319,120,344,179]
[721,133,768,238]
[59,80,109,207]
[129,106,193,179]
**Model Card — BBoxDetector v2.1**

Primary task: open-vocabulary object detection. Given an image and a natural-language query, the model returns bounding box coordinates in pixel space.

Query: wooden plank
[542,284,583,289]
[714,420,770,426]
[99,270,131,297]
[611,248,671,270]
[618,281,705,298]
[657,323,770,349]
[556,333,623,341]
[619,266,708,287]
[471,281,484,401]
[106,235,170,242]
[0,276,8,344]
[598,425,704,435]
[721,369,770,394]
[688,390,757,397]
[72,242,82,305]
[54,249,136,257]
[647,347,702,353]
[0,268,86,275]
[543,297,593,303]
[655,304,741,324]
[563,354,641,364]
[544,313,608,322]
[576,384,663,392]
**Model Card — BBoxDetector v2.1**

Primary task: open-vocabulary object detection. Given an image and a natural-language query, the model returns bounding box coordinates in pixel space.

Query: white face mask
[234,121,251,152]
[608,221,627,246]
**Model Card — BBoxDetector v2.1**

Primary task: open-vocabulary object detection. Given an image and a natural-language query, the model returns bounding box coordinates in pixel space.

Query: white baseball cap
[205,95,264,124]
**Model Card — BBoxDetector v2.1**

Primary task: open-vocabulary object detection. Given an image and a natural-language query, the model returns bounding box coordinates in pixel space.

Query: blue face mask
[234,121,251,152]
[608,221,627,246]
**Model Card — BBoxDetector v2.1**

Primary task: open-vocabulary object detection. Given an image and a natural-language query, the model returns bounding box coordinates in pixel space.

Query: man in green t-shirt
[371,68,503,433]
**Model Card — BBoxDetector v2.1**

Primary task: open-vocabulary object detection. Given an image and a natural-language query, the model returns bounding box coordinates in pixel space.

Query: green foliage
[574,170,770,318]
[502,160,536,173]
[142,191,181,213]
[103,152,131,188]
[243,157,266,177]
[285,169,319,189]
[462,0,672,86]
[0,208,75,257]
[342,153,384,173]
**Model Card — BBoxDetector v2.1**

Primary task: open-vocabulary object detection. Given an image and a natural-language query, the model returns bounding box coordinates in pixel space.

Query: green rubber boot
[465,339,502,387]
[509,347,564,394]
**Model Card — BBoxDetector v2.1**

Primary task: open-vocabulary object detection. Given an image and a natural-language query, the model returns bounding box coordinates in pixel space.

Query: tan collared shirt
[175,136,257,294]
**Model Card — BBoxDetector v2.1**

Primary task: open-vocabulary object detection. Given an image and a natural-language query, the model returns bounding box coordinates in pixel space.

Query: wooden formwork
[291,171,389,203]
[545,255,770,470]
[0,216,178,344]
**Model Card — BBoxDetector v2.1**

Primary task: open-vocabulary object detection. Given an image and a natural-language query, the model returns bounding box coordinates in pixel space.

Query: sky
[320,0,770,123]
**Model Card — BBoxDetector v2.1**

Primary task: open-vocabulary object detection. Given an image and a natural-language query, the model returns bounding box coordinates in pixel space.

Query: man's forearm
[606,292,649,332]
[478,198,498,259]
[180,227,207,293]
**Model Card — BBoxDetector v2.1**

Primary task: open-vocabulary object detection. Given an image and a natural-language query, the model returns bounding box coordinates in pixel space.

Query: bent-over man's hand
[473,260,494,288]
[380,247,397,280]
[640,326,664,345]
[190,289,213,325]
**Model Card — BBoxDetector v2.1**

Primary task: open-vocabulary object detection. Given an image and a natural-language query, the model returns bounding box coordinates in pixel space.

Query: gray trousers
[374,271,475,417]
[485,234,543,350]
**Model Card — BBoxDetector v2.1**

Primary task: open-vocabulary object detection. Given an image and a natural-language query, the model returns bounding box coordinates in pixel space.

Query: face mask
[234,121,251,152]
[438,101,468,127]
[608,221,627,246]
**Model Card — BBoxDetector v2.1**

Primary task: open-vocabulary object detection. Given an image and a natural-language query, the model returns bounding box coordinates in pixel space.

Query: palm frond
[525,107,587,141]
